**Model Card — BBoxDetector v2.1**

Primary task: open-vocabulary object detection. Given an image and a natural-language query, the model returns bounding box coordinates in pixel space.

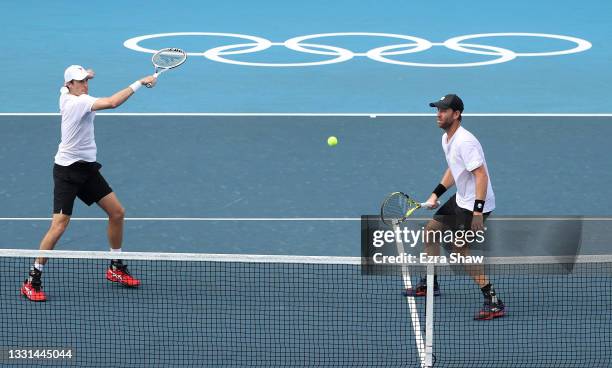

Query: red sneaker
[474,299,506,320]
[106,261,141,287]
[21,279,47,302]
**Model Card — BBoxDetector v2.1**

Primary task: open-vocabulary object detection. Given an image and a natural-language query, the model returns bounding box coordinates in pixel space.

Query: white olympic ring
[123,32,592,68]
[123,32,273,57]
[204,42,354,67]
[284,32,432,57]
[367,42,517,67]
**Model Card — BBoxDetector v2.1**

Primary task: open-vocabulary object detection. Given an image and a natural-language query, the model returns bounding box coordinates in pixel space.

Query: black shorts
[53,162,113,216]
[433,194,491,231]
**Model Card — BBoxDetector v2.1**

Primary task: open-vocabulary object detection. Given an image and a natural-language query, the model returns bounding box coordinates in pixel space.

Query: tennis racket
[145,48,187,88]
[380,192,439,226]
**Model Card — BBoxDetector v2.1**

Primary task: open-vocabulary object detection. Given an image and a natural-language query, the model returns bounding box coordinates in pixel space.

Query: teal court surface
[1,1,611,367]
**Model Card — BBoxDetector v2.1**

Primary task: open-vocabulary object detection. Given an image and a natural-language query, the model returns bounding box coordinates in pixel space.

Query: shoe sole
[20,288,46,302]
[403,290,442,297]
[475,310,505,320]
[106,275,140,288]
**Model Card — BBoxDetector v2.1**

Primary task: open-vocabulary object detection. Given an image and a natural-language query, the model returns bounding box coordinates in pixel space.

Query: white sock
[110,248,122,264]
[34,262,44,272]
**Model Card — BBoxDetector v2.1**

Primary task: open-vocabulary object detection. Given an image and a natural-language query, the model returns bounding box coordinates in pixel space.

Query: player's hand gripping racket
[380,192,439,226]
[145,48,187,88]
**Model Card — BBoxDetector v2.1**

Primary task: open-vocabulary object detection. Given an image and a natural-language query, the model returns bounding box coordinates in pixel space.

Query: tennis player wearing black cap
[405,94,505,320]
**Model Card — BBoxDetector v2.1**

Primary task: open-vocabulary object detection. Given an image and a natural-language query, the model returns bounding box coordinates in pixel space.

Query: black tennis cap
[429,94,464,112]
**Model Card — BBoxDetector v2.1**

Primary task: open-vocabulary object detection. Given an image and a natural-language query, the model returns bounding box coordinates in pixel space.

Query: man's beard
[439,118,453,130]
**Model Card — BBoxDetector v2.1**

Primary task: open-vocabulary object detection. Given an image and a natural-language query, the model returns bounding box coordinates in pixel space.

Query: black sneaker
[403,277,441,297]
[474,299,506,320]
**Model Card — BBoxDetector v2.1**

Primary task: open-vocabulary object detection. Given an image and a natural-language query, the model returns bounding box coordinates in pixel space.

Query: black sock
[28,266,42,279]
[110,259,124,268]
[481,283,498,303]
[27,267,42,287]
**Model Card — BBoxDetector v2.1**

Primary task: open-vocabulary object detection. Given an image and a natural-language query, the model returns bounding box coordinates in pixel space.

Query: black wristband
[432,183,447,198]
[473,200,485,213]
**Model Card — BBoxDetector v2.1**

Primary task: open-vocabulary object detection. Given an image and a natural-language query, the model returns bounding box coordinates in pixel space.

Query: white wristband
[129,81,142,92]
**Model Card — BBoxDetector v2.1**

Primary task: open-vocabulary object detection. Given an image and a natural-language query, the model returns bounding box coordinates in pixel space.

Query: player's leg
[403,197,456,297]
[450,237,489,287]
[96,192,140,287]
[38,213,72,258]
[97,192,125,250]
[21,214,72,302]
[452,209,504,320]
[461,260,505,320]
[77,165,140,287]
[403,219,445,296]
[22,164,78,302]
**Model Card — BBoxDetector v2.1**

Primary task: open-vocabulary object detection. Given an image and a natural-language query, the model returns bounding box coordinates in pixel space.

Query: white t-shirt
[442,126,495,213]
[55,93,99,166]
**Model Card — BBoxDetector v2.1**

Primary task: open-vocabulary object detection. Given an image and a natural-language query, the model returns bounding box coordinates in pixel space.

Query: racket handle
[145,74,157,88]
[420,201,440,209]
[146,70,166,88]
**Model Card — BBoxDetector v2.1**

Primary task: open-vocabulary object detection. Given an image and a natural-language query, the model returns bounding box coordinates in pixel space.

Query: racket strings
[153,51,186,68]
[382,193,414,223]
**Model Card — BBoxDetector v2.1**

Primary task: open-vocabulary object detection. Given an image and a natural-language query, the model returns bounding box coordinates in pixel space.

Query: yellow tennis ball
[327,136,338,146]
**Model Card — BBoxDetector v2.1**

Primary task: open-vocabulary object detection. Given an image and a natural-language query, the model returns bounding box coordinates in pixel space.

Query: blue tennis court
[1,0,611,366]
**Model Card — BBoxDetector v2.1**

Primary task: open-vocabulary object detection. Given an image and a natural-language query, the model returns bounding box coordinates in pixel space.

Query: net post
[424,262,434,368]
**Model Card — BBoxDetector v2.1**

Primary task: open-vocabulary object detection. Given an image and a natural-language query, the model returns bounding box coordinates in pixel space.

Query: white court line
[0,217,361,221]
[0,113,611,117]
[394,223,427,368]
[0,217,610,221]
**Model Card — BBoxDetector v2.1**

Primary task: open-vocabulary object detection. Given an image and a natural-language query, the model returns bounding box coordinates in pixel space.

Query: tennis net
[0,249,610,367]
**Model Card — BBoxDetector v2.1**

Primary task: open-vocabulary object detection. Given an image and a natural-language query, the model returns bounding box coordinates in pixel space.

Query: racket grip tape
[420,201,440,209]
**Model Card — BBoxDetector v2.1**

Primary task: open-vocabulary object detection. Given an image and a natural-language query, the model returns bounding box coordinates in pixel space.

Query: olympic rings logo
[123,32,592,68]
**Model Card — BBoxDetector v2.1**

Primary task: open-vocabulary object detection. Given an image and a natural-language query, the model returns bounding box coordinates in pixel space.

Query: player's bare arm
[471,165,488,230]
[92,75,156,111]
[425,168,455,208]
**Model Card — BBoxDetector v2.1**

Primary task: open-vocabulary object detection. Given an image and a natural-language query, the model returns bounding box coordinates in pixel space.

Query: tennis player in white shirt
[21,65,156,302]
[405,94,505,320]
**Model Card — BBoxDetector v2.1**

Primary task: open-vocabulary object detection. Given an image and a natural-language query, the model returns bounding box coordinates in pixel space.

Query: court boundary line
[1,217,611,221]
[1,113,612,117]
[394,224,427,368]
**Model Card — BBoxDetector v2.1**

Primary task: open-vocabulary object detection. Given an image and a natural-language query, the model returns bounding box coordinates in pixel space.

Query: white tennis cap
[63,65,90,85]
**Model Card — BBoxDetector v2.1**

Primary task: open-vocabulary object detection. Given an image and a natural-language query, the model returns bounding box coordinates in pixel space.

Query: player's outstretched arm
[92,76,156,111]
